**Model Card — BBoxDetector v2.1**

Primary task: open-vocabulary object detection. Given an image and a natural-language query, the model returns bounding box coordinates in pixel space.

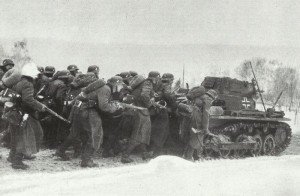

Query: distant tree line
[235,58,300,111]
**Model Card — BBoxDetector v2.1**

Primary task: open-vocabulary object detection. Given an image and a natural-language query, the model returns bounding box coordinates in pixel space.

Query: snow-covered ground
[1,155,299,196]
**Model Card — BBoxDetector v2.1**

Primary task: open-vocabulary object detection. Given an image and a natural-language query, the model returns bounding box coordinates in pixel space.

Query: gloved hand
[115,102,124,110]
[41,104,47,112]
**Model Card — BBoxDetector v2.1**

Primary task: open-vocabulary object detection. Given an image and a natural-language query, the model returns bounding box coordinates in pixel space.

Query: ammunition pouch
[0,88,21,107]
[64,100,73,106]
[2,102,23,126]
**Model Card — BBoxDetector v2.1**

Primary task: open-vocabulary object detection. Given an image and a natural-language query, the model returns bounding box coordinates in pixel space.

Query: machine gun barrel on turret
[249,62,267,112]
[272,89,285,110]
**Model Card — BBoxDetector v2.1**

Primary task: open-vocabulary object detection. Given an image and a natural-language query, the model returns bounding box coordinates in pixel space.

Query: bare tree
[235,58,267,81]
[10,39,32,69]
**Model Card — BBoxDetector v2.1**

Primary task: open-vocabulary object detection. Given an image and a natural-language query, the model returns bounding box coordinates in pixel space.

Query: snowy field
[0,155,299,196]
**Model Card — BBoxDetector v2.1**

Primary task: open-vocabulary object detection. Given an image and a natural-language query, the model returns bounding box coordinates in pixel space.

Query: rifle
[118,102,146,110]
[42,104,71,124]
[249,62,267,112]
[36,85,46,96]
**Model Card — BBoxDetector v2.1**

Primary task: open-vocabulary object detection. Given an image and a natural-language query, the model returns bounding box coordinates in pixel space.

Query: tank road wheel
[263,134,276,155]
[274,126,287,155]
[250,134,262,156]
[234,134,249,158]
[218,149,231,158]
[275,127,287,145]
[203,148,214,157]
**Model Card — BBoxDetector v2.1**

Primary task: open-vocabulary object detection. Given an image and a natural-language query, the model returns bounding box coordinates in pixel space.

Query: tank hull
[206,115,292,157]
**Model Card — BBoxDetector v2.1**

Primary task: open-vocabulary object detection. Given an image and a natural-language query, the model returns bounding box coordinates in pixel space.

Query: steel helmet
[187,86,206,99]
[129,71,138,77]
[67,64,79,71]
[87,65,99,73]
[2,59,14,67]
[45,66,56,74]
[148,71,160,78]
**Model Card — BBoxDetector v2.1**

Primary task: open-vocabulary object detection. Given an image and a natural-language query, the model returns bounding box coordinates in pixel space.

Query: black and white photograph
[0,0,299,195]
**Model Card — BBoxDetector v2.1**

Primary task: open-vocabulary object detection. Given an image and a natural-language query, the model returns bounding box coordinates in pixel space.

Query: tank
[200,76,292,158]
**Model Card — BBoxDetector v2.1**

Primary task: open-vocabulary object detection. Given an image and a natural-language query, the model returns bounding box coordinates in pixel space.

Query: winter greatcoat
[130,79,153,145]
[70,83,118,160]
[7,77,44,156]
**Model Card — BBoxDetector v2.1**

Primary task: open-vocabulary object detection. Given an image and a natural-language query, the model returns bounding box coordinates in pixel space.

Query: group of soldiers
[0,58,218,170]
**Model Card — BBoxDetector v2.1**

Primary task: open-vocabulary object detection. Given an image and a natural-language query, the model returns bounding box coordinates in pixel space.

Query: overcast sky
[1,0,300,47]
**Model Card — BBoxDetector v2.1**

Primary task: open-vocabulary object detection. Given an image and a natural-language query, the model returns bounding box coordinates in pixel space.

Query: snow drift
[1,155,299,196]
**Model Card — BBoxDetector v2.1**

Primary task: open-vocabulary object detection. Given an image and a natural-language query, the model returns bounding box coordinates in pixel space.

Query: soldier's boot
[81,147,98,167]
[142,151,154,160]
[121,141,138,164]
[55,138,73,161]
[23,154,36,160]
[195,148,204,161]
[7,152,13,163]
[102,149,115,158]
[183,146,194,161]
[80,159,99,168]
[55,148,70,161]
[7,134,16,163]
[141,144,154,160]
[72,140,82,158]
[73,150,81,158]
[12,154,29,170]
[121,153,134,163]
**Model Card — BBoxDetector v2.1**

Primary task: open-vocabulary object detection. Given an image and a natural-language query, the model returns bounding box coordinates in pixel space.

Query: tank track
[207,121,292,158]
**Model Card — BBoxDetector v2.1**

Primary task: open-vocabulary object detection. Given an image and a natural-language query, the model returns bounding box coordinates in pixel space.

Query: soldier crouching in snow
[66,76,124,168]
[3,62,46,169]
[178,87,218,161]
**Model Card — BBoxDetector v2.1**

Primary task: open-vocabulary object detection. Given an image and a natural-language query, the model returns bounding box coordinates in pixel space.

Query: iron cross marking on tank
[242,97,251,109]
